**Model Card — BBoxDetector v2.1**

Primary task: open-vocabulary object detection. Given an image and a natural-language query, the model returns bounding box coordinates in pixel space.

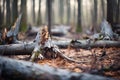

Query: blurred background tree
[0,0,119,32]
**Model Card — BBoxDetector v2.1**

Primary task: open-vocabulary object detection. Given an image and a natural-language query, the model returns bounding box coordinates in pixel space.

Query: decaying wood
[0,42,34,55]
[0,14,22,44]
[26,25,70,37]
[29,27,91,63]
[53,39,120,48]
[0,40,120,55]
[0,56,115,80]
[84,20,119,40]
[30,31,43,61]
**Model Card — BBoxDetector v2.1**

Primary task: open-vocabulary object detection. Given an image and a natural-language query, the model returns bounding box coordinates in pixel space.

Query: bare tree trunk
[37,0,42,25]
[47,0,52,35]
[77,0,82,32]
[0,56,114,80]
[93,0,98,33]
[107,0,118,25]
[59,0,64,24]
[2,0,5,26]
[101,0,105,19]
[32,0,35,25]
[116,0,120,24]
[66,0,71,25]
[20,0,27,32]
[0,0,2,28]
[12,0,18,23]
[6,0,11,27]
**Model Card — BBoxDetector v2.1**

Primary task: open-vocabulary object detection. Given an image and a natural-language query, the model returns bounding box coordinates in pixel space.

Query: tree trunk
[6,0,11,27]
[93,0,98,33]
[0,56,114,80]
[116,0,120,24]
[32,0,35,25]
[0,40,120,55]
[59,0,64,24]
[20,0,27,32]
[37,0,42,25]
[66,0,71,25]
[101,0,105,19]
[77,0,82,32]
[0,42,34,55]
[12,0,18,23]
[0,1,2,28]
[47,0,52,35]
[107,0,118,25]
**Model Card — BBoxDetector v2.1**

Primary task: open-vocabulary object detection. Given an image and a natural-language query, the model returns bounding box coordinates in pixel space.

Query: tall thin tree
[12,0,18,23]
[66,0,71,25]
[37,0,42,25]
[32,0,35,24]
[46,0,52,35]
[20,0,27,31]
[6,0,11,26]
[59,0,64,24]
[77,0,82,32]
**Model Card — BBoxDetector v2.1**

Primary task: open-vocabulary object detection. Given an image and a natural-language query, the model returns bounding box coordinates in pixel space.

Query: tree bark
[47,0,52,35]
[0,42,35,55]
[32,0,35,24]
[0,56,114,80]
[12,0,18,23]
[20,0,27,32]
[66,0,71,25]
[6,0,11,27]
[37,0,42,25]
[0,1,2,28]
[0,40,120,55]
[59,0,64,24]
[77,0,82,32]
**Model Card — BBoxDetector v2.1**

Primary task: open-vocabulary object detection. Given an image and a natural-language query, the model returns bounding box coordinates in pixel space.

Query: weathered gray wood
[0,56,115,80]
[53,40,120,48]
[0,42,35,55]
[0,40,120,55]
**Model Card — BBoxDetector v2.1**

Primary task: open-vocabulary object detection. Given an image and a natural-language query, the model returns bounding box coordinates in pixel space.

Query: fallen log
[0,42,35,55]
[26,25,70,37]
[0,40,120,55]
[0,56,115,80]
[53,40,120,48]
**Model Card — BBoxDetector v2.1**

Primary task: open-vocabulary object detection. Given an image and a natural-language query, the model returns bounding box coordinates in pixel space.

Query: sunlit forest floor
[8,28,120,80]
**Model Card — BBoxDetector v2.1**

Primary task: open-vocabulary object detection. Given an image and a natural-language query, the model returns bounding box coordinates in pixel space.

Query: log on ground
[0,56,115,80]
[0,40,120,55]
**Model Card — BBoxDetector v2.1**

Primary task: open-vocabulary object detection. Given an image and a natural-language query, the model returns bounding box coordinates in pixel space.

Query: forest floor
[8,29,120,80]
[10,47,120,79]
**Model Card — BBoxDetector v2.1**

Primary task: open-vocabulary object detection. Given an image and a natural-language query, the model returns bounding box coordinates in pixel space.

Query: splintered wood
[40,26,49,45]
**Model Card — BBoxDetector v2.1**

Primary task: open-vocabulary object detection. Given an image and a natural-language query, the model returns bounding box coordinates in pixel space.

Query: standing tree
[0,1,2,28]
[92,0,98,33]
[46,0,52,35]
[6,0,11,27]
[107,0,118,25]
[59,0,64,24]
[66,0,71,25]
[37,0,42,25]
[77,0,82,32]
[116,0,120,24]
[32,0,35,25]
[20,0,27,32]
[101,0,105,19]
[12,0,18,23]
